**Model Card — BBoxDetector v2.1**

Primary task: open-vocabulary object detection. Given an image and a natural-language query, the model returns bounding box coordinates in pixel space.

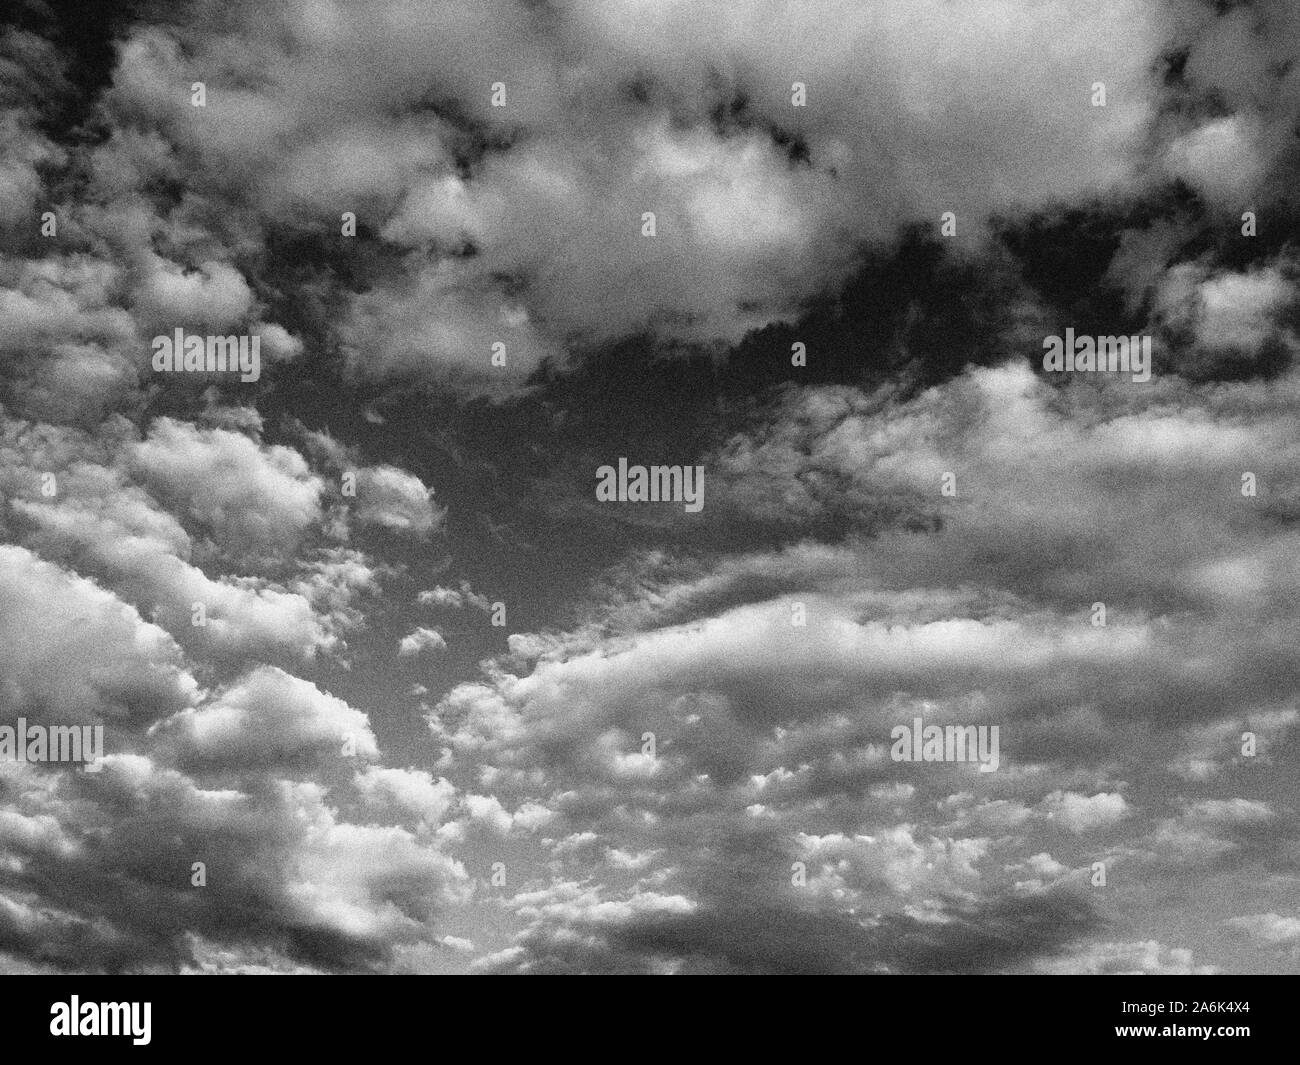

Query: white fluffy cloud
[0,544,198,728]
[398,627,447,658]
[155,665,380,768]
[131,418,324,555]
[354,466,443,536]
[87,0,1177,385]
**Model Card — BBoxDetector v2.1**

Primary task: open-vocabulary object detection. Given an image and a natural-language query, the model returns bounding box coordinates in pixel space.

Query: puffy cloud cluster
[432,360,1300,972]
[0,355,454,971]
[78,0,1185,385]
[1156,0,1300,210]
[0,536,469,970]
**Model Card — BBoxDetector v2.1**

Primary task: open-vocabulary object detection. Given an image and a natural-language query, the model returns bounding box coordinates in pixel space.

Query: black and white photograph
[0,0,1296,1038]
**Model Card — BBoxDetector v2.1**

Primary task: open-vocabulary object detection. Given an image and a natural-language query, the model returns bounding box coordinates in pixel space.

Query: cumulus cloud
[1150,259,1298,377]
[398,627,447,658]
[417,582,491,612]
[0,552,466,971]
[1039,791,1130,834]
[0,544,198,729]
[131,418,324,555]
[154,665,380,768]
[354,766,458,829]
[354,466,444,537]
[0,753,468,970]
[0,416,374,662]
[75,0,1184,387]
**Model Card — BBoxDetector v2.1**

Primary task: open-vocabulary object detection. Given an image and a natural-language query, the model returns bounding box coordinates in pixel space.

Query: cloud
[481,873,1100,974]
[0,544,198,729]
[3,0,1298,976]
[1033,939,1217,975]
[0,30,67,229]
[83,0,1177,387]
[131,418,324,556]
[1163,115,1266,207]
[1226,913,1300,948]
[354,466,443,537]
[153,665,380,769]
[417,582,491,612]
[398,627,447,658]
[1,416,373,662]
[429,354,1300,973]
[354,766,457,829]
[1150,259,1298,377]
[1039,791,1130,834]
[0,754,469,971]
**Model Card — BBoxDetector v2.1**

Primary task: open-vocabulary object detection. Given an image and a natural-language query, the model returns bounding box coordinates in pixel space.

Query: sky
[0,0,1298,974]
